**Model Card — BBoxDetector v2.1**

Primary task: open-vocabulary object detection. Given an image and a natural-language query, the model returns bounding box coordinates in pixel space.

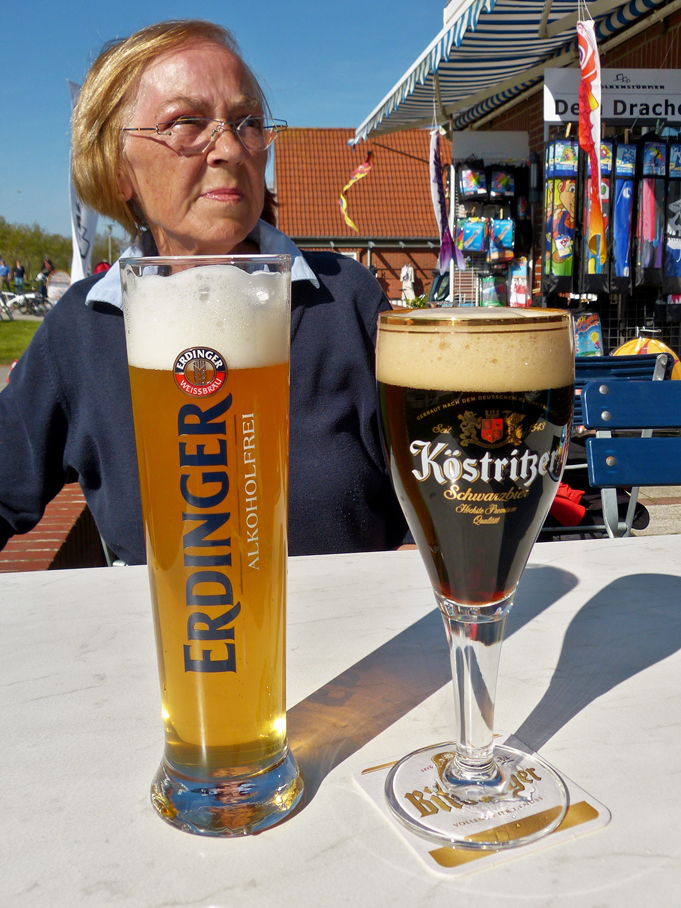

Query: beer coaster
[354,733,610,878]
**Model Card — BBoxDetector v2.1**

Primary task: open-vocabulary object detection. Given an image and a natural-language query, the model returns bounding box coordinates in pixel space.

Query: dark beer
[377,309,574,607]
[378,309,574,850]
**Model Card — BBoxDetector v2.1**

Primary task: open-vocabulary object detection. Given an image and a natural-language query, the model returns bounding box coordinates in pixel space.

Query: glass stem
[436,591,514,786]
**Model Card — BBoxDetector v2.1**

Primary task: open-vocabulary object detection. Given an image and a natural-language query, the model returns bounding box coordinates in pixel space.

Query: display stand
[542,67,681,356]
[443,131,531,307]
[450,157,533,307]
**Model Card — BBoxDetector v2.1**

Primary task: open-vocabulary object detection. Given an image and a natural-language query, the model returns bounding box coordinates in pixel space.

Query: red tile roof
[273,127,450,239]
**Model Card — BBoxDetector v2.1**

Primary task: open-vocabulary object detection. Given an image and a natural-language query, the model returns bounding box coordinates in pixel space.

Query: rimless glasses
[121,115,288,156]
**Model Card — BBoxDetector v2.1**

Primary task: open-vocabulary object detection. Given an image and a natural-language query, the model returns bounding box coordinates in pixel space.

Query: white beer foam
[377,309,574,391]
[123,264,290,370]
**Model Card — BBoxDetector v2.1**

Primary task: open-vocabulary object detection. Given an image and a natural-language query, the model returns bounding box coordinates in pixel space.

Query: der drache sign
[545,68,681,123]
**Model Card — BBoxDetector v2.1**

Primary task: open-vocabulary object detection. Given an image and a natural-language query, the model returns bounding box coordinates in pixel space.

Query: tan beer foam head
[122,264,290,370]
[377,309,574,391]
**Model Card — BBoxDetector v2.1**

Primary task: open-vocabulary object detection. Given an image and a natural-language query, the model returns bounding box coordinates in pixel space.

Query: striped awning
[352,0,668,142]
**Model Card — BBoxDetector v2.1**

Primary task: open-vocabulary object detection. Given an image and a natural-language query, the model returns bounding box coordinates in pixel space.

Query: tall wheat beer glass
[120,255,303,836]
[377,308,574,849]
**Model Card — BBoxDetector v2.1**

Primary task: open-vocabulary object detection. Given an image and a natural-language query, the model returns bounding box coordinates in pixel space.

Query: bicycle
[0,292,16,320]
[12,292,51,316]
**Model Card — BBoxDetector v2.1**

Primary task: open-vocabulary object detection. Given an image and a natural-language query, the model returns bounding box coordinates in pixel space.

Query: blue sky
[0,0,443,239]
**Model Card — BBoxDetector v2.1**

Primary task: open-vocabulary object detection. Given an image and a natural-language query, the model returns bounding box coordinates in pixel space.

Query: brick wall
[605,10,681,68]
[303,245,440,301]
[361,248,439,301]
[0,484,106,572]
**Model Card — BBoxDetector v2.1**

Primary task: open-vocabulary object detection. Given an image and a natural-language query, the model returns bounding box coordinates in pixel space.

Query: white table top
[1,535,680,907]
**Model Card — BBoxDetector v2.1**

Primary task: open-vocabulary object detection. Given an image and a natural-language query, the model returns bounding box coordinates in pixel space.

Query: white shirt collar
[249,220,319,286]
[85,219,318,308]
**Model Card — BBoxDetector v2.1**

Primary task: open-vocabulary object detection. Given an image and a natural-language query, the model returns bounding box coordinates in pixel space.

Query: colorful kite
[429,129,460,272]
[577,18,606,266]
[611,142,636,291]
[636,141,666,286]
[339,152,373,232]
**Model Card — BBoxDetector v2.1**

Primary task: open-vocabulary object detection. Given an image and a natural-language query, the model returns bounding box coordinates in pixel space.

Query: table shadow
[511,572,681,754]
[288,564,577,804]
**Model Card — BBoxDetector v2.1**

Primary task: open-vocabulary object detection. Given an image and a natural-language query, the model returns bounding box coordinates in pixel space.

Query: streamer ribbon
[339,152,373,232]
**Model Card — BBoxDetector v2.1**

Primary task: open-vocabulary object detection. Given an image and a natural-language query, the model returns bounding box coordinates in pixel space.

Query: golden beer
[121,256,303,835]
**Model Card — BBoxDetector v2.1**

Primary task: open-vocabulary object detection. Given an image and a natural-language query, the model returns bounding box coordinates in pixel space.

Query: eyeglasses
[121,115,288,156]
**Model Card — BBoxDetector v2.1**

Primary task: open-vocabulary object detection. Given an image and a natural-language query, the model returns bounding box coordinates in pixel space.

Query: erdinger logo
[174,347,226,397]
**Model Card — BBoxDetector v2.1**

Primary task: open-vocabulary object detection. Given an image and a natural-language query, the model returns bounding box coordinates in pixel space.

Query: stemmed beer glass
[377,308,574,849]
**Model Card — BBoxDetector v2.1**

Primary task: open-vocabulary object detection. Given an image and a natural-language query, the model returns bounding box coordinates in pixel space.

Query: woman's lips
[201,187,244,202]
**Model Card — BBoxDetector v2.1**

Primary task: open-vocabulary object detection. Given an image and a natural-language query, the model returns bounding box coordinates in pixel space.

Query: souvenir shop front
[543,66,681,359]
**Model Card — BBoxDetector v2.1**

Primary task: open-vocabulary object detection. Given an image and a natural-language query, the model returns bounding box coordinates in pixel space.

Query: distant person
[12,260,26,293]
[93,261,111,274]
[37,257,54,301]
[0,259,10,292]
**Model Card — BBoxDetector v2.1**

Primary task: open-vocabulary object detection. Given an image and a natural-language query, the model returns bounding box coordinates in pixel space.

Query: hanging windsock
[577,17,606,267]
[611,142,636,293]
[429,129,460,272]
[339,152,373,232]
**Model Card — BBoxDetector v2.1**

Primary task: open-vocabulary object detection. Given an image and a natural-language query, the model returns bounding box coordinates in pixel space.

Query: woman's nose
[206,122,247,162]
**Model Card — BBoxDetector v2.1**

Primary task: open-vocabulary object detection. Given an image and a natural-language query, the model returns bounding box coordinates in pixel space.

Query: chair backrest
[583,380,681,488]
[574,353,672,427]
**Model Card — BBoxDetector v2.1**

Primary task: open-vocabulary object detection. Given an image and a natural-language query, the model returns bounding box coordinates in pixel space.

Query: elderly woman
[0,19,407,564]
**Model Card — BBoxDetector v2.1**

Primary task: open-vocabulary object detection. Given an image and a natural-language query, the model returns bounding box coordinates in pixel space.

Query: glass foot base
[385,742,567,850]
[150,747,304,837]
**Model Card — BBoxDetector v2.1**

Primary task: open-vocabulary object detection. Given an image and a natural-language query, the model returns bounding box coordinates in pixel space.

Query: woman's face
[119,40,267,256]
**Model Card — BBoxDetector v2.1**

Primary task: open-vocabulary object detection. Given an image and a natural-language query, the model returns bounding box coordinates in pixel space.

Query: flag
[68,80,99,281]
[429,129,462,272]
[339,152,373,232]
[577,20,606,266]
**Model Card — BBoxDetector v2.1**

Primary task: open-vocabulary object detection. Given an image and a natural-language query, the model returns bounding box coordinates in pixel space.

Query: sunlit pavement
[635,487,681,536]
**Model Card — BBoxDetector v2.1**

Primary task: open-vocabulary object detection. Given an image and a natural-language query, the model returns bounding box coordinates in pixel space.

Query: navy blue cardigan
[0,251,408,563]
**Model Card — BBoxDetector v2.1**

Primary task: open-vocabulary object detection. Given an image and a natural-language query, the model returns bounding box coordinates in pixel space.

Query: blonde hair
[71,20,268,237]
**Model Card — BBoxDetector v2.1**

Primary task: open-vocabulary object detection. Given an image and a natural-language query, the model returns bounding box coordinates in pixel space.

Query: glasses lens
[158,117,284,155]
[160,118,214,154]
[236,117,272,152]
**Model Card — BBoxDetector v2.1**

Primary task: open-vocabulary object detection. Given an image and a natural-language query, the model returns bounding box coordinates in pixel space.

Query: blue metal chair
[540,352,673,539]
[573,353,672,429]
[582,379,681,537]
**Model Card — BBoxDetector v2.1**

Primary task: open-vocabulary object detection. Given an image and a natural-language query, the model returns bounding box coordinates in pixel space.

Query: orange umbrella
[613,336,681,379]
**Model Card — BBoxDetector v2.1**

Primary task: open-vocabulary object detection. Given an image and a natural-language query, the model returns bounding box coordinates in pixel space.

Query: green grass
[0,320,40,363]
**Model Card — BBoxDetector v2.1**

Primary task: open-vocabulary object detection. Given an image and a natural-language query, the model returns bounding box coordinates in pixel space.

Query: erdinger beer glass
[377,308,574,849]
[120,255,303,836]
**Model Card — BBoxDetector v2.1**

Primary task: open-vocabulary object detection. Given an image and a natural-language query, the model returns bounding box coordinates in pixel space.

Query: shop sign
[544,68,681,123]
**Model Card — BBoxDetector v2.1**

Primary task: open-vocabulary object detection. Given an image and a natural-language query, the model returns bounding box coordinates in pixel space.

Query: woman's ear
[118,165,133,202]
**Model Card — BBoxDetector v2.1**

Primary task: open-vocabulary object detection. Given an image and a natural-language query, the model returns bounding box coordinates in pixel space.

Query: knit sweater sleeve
[0,320,70,544]
[0,276,145,565]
